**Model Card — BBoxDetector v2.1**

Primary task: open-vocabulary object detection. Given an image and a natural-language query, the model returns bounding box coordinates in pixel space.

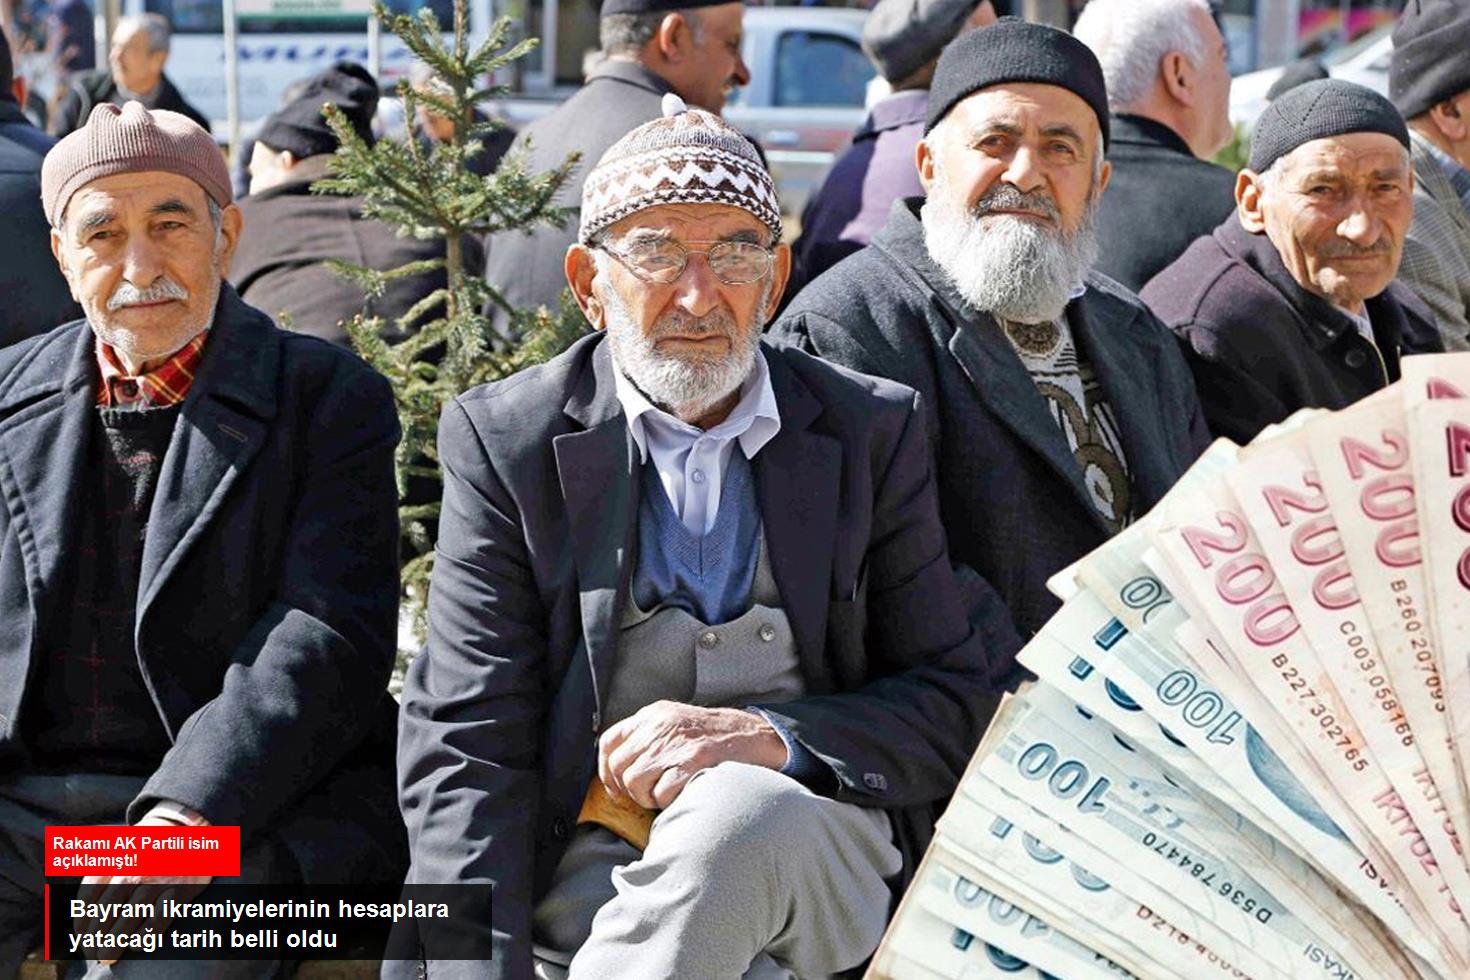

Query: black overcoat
[771,198,1210,654]
[396,334,1004,978]
[1141,217,1444,444]
[0,287,405,883]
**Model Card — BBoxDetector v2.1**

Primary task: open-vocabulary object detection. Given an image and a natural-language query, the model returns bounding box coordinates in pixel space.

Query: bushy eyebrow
[148,198,197,218]
[77,210,118,233]
[963,121,1084,145]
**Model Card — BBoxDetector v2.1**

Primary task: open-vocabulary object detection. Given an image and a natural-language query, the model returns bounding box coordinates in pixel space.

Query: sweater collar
[1109,114,1194,157]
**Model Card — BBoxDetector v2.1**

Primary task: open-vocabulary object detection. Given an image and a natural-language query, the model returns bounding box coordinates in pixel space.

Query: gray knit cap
[42,101,231,227]
[579,93,781,244]
[862,0,982,85]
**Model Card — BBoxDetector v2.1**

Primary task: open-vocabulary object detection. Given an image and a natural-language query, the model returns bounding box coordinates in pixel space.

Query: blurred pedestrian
[409,60,514,177]
[1389,0,1470,350]
[481,0,750,339]
[1073,0,1236,291]
[231,62,481,347]
[1265,56,1329,102]
[48,13,209,137]
[1143,80,1442,443]
[0,23,80,346]
[792,0,999,285]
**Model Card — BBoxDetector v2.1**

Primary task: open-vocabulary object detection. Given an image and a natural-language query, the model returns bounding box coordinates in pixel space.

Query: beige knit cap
[579,93,782,244]
[41,101,232,227]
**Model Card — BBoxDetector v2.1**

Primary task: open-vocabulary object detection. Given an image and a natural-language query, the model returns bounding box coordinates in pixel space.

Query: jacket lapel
[755,350,840,692]
[136,289,278,623]
[0,324,98,625]
[554,341,639,717]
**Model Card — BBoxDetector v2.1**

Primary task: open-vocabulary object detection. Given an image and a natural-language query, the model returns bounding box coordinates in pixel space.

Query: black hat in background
[1248,78,1409,174]
[924,16,1109,147]
[255,61,378,159]
[600,0,740,17]
[1265,57,1329,102]
[1391,0,1470,120]
[862,0,983,85]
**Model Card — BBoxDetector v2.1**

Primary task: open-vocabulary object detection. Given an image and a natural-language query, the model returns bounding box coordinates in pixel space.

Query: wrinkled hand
[598,701,789,810]
[78,814,212,964]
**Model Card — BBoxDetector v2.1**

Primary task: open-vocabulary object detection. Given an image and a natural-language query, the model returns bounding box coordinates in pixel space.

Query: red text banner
[45,826,241,877]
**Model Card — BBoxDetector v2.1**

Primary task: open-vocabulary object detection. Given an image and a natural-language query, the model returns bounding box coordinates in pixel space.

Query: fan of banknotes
[869,353,1470,980]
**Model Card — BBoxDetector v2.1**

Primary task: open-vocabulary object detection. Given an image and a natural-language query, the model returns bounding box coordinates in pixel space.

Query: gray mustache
[1319,239,1393,259]
[973,183,1061,222]
[107,277,189,311]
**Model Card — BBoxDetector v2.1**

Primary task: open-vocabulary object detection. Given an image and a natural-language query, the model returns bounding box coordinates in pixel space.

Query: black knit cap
[255,61,378,158]
[600,0,740,16]
[1248,78,1409,173]
[924,16,1109,147]
[1390,0,1470,120]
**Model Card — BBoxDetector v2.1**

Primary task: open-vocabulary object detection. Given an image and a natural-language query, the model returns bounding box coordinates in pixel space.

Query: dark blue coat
[0,288,405,883]
[772,198,1210,660]
[396,334,1004,977]
[0,101,81,348]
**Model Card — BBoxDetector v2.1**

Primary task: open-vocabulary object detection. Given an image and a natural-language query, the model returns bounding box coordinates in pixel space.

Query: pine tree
[316,0,587,646]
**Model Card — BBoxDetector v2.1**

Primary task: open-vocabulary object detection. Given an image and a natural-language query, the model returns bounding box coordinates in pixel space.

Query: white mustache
[107,277,189,311]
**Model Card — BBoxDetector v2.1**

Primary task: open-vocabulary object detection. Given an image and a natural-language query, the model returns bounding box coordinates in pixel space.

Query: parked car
[499,7,874,219]
[1229,25,1394,131]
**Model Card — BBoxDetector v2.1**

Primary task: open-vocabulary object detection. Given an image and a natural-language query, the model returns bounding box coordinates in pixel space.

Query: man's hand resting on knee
[598,701,790,810]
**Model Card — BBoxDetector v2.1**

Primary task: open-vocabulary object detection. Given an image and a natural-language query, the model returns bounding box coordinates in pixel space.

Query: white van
[123,0,494,129]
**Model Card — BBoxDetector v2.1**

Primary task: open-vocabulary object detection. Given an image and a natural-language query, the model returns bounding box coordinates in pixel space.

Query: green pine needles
[317,0,587,646]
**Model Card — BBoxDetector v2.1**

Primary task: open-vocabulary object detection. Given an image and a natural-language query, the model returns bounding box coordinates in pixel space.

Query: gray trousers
[0,773,292,980]
[536,762,901,980]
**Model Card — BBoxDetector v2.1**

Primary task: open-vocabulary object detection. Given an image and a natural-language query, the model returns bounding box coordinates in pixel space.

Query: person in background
[1073,0,1235,291]
[231,62,481,347]
[1388,0,1470,351]
[480,0,750,339]
[1142,79,1442,443]
[0,22,80,346]
[397,95,1002,979]
[48,13,209,138]
[409,59,515,178]
[773,20,1209,672]
[0,101,404,974]
[1265,56,1329,102]
[791,0,999,285]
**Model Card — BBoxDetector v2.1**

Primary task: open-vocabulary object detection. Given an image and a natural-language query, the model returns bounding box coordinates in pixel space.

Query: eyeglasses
[598,237,774,285]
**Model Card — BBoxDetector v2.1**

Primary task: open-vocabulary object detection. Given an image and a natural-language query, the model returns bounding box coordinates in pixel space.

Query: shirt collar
[613,347,781,463]
[1423,139,1470,211]
[95,330,209,408]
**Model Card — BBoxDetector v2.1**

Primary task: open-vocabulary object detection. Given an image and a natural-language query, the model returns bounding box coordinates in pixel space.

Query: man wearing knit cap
[792,0,999,284]
[231,61,482,347]
[1143,78,1443,443]
[397,94,1002,979]
[0,101,405,972]
[480,0,751,340]
[774,19,1208,665]
[1389,0,1470,350]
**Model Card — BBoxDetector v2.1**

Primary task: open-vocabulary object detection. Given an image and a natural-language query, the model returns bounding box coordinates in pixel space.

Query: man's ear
[1235,169,1267,233]
[763,242,792,324]
[1095,158,1112,197]
[1429,95,1469,144]
[1160,50,1196,107]
[213,203,245,276]
[655,12,694,63]
[50,227,79,300]
[566,244,605,329]
[915,136,937,192]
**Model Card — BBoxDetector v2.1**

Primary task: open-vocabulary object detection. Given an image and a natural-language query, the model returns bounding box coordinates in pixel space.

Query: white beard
[921,178,1099,324]
[601,278,770,420]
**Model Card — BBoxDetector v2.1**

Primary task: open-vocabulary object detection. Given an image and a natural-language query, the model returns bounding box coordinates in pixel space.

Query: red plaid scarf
[95,333,207,409]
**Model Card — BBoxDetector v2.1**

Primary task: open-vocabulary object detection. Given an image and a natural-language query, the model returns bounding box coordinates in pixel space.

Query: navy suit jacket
[0,287,405,883]
[397,334,1003,978]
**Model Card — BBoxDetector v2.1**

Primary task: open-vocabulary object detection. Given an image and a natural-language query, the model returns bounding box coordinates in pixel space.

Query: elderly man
[49,13,210,138]
[792,0,999,284]
[1142,79,1443,443]
[481,0,750,338]
[0,24,81,347]
[232,62,481,346]
[0,102,404,973]
[1389,0,1470,351]
[1073,0,1236,290]
[772,20,1209,661]
[397,95,1001,979]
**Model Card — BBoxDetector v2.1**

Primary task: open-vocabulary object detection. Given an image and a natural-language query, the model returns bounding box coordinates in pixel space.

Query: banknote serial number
[1139,832,1273,923]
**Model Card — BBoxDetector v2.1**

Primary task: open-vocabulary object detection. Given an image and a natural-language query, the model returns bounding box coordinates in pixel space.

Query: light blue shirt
[613,350,782,535]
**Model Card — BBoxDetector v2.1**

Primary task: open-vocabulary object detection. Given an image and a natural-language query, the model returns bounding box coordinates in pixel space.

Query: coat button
[758,623,776,642]
[1344,348,1368,369]
[863,772,888,792]
[591,711,601,731]
[699,630,719,650]
[552,817,569,839]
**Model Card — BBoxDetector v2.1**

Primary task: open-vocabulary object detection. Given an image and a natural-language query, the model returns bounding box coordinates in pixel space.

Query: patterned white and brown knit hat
[579,93,782,244]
